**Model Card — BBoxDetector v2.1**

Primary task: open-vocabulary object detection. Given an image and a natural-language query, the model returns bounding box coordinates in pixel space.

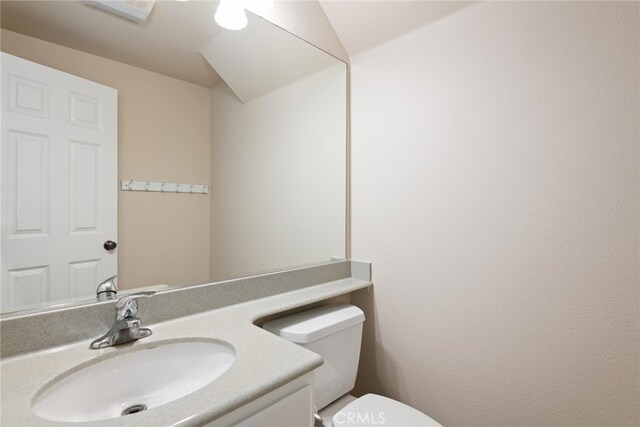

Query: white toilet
[263,303,442,427]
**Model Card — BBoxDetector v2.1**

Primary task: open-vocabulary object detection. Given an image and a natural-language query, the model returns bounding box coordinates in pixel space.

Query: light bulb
[244,0,273,14]
[214,0,247,31]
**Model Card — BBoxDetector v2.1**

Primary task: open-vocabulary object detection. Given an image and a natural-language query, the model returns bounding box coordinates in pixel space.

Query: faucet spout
[96,275,118,301]
[90,291,155,349]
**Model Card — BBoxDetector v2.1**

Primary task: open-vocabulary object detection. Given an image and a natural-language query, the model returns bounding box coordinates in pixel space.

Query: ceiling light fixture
[214,0,272,31]
[215,0,248,30]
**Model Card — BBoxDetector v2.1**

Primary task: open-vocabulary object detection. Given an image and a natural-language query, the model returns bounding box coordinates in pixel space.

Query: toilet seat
[331,394,442,427]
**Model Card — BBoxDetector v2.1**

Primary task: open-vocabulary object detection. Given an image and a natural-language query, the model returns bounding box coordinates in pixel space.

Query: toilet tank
[263,303,365,409]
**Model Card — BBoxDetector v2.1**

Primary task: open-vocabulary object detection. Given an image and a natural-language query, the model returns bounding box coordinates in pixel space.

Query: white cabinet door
[206,374,314,427]
[1,52,117,310]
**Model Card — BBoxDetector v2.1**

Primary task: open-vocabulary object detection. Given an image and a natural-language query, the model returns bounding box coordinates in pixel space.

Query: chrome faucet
[90,291,155,349]
[96,275,118,301]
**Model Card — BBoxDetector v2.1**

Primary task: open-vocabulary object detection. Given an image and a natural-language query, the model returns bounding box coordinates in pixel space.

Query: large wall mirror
[0,0,347,316]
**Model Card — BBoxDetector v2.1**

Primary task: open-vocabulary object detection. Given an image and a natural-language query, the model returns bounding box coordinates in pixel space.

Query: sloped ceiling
[1,0,223,87]
[319,0,476,56]
[0,0,348,94]
[200,11,338,103]
[0,0,476,91]
[256,0,348,63]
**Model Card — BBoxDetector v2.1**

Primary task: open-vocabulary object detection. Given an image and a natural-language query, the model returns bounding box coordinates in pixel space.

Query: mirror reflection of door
[1,52,118,311]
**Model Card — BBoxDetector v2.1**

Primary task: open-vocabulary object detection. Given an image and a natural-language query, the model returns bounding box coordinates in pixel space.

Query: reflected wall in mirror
[0,1,347,315]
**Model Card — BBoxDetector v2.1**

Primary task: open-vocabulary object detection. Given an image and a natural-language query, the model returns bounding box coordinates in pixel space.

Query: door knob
[104,240,117,251]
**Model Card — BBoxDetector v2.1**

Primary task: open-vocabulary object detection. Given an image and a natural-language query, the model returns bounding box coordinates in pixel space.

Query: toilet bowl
[263,303,442,427]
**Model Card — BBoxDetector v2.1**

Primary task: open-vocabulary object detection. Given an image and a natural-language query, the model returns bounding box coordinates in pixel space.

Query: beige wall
[350,2,639,426]
[1,29,212,290]
[210,63,347,280]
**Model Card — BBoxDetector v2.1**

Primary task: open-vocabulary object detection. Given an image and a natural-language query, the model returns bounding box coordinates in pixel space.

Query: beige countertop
[0,277,371,427]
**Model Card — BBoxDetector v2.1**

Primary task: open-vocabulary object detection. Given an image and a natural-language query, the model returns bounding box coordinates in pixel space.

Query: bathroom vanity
[0,260,371,426]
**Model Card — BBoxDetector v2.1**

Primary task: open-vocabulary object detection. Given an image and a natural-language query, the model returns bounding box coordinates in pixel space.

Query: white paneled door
[1,53,117,311]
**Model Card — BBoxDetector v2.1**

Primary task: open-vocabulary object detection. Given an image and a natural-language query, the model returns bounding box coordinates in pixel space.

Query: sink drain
[121,404,147,416]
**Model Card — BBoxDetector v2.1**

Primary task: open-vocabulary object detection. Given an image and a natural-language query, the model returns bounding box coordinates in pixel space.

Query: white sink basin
[32,340,235,422]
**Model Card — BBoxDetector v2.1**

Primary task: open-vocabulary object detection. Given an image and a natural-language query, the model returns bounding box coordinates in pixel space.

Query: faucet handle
[115,291,155,320]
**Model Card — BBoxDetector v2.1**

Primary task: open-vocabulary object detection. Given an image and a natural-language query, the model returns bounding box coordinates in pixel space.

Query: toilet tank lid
[263,303,365,343]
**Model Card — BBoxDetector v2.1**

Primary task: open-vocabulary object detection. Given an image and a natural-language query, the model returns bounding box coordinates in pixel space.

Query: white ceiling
[319,0,475,56]
[1,0,223,87]
[1,0,477,89]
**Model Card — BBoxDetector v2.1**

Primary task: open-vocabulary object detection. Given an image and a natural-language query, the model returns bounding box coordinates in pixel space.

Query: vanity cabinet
[235,385,312,426]
[205,373,314,427]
